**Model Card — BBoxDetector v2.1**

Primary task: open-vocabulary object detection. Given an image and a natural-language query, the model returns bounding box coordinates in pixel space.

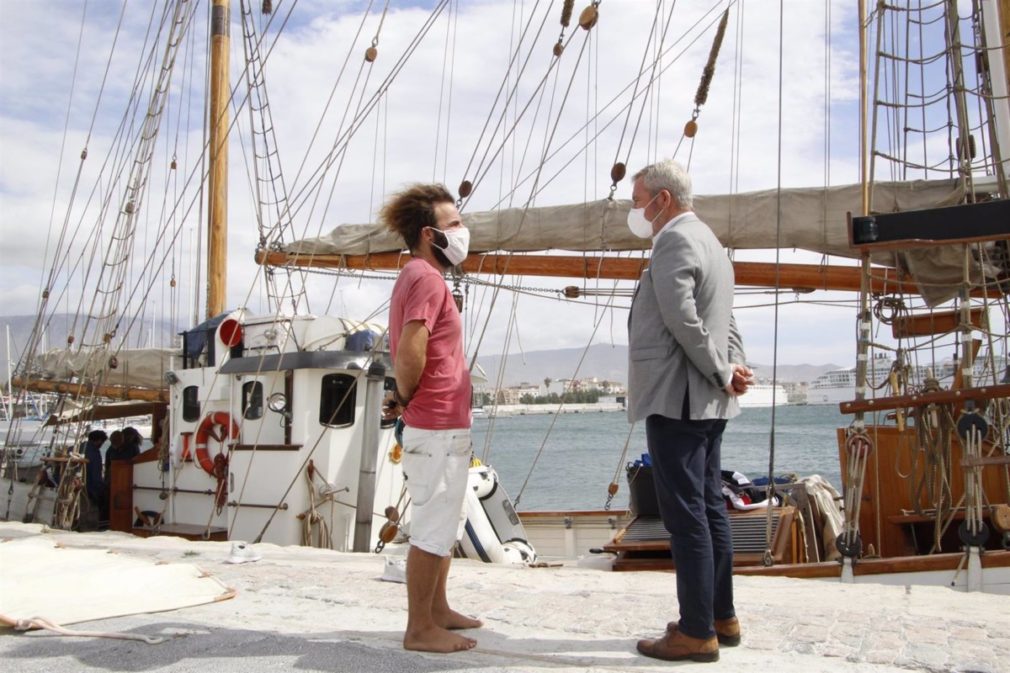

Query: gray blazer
[627,212,746,422]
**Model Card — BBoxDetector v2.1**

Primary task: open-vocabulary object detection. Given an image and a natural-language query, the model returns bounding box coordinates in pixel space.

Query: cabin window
[182,386,200,422]
[319,374,356,427]
[381,376,397,429]
[242,381,263,420]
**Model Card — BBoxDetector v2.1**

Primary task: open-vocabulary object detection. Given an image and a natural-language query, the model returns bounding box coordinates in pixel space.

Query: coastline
[476,403,625,416]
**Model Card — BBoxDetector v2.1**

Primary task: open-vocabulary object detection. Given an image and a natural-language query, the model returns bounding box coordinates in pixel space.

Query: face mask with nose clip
[429,226,470,266]
[626,191,662,238]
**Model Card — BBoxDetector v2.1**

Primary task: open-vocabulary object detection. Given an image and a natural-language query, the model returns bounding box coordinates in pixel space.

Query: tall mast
[858,0,869,216]
[207,0,230,319]
[980,0,1010,191]
[5,325,12,421]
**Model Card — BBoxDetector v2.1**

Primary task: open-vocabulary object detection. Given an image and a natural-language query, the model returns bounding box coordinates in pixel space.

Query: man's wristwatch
[393,389,411,408]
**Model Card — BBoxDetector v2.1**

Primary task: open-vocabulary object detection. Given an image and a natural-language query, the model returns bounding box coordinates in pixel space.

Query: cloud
[1,1,869,366]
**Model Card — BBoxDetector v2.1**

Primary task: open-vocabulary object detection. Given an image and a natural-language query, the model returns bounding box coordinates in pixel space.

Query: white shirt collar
[652,211,692,243]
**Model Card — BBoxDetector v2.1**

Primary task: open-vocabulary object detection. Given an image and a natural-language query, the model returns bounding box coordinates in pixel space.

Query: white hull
[804,385,855,406]
[737,383,789,407]
[830,565,1010,595]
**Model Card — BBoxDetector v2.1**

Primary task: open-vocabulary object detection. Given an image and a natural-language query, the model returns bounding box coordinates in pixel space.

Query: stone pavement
[1,524,1006,673]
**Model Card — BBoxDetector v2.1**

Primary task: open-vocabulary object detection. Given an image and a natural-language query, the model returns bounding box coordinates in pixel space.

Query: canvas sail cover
[286,177,1001,303]
[284,179,991,303]
[286,179,963,258]
[34,347,177,391]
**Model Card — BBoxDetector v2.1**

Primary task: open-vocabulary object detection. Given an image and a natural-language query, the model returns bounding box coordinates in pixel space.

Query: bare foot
[434,607,483,630]
[403,625,477,653]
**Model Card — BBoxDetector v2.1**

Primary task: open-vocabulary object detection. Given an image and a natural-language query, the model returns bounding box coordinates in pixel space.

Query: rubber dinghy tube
[459,465,537,565]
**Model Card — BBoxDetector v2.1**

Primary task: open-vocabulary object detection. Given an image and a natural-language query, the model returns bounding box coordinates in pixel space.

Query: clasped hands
[382,391,402,421]
[724,364,754,397]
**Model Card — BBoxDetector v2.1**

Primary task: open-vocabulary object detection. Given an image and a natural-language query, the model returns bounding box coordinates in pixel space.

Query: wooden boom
[12,377,168,403]
[257,250,937,294]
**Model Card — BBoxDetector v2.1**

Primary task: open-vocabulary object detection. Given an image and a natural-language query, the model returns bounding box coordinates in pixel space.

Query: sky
[0,0,877,370]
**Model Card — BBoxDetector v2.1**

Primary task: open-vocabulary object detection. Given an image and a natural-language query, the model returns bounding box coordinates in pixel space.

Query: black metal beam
[850,199,1009,248]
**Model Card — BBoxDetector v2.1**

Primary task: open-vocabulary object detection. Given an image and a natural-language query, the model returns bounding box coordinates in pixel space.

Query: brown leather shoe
[714,617,741,646]
[637,628,719,663]
[665,616,741,647]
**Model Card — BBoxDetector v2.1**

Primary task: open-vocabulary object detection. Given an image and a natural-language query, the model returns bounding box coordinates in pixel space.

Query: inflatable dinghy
[459,465,537,565]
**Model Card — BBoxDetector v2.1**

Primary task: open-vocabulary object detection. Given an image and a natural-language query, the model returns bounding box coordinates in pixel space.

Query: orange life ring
[194,412,239,475]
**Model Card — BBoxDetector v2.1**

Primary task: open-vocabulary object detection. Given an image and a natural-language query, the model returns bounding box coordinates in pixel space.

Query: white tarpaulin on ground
[0,535,233,629]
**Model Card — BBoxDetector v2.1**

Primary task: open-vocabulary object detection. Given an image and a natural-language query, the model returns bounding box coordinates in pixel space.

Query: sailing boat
[2,1,1008,591]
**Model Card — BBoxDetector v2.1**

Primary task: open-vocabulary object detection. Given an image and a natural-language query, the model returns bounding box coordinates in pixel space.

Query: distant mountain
[749,362,845,385]
[1,314,181,366]
[2,314,843,386]
[475,344,842,387]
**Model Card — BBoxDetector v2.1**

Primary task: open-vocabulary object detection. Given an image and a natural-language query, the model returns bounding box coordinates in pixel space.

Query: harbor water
[472,405,848,511]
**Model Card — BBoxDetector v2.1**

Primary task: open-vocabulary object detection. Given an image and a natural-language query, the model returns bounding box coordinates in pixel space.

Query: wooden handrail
[839,383,1010,415]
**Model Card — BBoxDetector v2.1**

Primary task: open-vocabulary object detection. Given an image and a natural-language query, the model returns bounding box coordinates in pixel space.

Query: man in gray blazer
[627,159,753,663]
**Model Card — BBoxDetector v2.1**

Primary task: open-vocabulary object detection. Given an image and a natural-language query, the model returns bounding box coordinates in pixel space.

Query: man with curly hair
[381,183,480,653]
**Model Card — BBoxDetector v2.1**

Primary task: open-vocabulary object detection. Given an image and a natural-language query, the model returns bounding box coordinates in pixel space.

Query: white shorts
[401,426,471,557]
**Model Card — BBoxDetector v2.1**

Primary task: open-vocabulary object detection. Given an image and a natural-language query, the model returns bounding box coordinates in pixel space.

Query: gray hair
[632,159,693,210]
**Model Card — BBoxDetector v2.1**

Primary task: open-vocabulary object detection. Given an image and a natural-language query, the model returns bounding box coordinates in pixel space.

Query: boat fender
[194,412,240,476]
[500,538,536,564]
[958,521,990,548]
[470,466,496,499]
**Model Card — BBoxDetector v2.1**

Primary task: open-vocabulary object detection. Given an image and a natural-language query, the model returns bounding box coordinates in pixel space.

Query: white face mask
[626,207,656,238]
[627,190,664,239]
[430,226,470,266]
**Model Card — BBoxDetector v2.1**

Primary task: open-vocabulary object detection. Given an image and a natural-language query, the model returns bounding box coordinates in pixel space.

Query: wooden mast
[207,0,230,319]
[1002,0,1010,85]
[858,0,869,216]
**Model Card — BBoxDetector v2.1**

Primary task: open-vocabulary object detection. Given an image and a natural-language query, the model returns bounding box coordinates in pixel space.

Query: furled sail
[285,179,963,258]
[33,348,177,392]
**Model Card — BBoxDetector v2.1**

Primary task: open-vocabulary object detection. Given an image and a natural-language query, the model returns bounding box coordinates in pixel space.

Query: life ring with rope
[194,412,239,476]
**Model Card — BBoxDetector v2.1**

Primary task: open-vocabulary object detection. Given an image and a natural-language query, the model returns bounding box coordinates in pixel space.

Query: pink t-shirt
[389,258,471,430]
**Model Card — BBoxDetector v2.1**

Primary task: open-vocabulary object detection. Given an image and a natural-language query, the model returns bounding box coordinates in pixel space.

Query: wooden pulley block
[991,504,1010,533]
[458,179,473,199]
[379,521,399,544]
[607,482,619,496]
[563,286,580,298]
[364,47,378,63]
[845,432,873,458]
[684,119,698,138]
[553,42,564,57]
[384,505,400,522]
[610,162,626,183]
[578,5,598,31]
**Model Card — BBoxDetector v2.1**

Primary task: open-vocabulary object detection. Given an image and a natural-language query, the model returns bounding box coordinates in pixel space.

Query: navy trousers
[645,413,735,640]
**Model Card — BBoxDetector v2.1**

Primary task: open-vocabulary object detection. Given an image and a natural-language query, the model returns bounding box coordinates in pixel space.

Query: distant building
[542,377,625,396]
